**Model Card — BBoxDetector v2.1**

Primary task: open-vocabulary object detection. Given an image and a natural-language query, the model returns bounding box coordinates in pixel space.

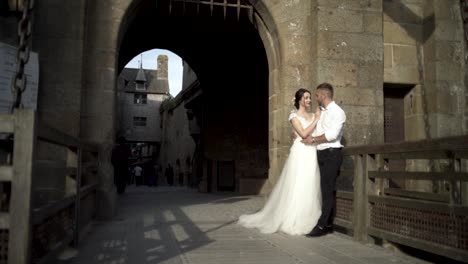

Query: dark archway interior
[118,0,269,191]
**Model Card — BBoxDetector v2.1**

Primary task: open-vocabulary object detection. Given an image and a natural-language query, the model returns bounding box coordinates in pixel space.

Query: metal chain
[10,0,35,113]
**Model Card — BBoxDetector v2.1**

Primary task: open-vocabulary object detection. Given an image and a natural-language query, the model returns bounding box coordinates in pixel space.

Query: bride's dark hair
[294,88,311,109]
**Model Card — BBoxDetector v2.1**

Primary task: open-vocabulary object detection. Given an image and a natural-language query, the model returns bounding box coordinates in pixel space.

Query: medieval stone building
[116,55,170,158]
[159,61,199,188]
[0,0,466,217]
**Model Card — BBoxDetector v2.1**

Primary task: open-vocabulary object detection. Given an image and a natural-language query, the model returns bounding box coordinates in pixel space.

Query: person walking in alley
[111,136,131,194]
[133,164,143,186]
[166,164,174,186]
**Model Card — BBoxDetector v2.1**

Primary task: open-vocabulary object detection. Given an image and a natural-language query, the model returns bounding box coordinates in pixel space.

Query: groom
[302,82,346,237]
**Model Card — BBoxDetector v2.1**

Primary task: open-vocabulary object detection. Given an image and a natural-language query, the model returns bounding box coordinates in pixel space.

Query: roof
[118,68,169,94]
[135,68,147,82]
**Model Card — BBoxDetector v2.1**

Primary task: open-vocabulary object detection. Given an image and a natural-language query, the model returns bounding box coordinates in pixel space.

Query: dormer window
[136,81,146,91]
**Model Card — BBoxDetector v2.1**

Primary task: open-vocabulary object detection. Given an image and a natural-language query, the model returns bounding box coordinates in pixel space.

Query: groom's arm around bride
[303,82,346,237]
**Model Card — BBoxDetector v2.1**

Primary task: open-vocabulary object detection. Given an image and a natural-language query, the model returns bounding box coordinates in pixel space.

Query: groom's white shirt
[314,101,346,150]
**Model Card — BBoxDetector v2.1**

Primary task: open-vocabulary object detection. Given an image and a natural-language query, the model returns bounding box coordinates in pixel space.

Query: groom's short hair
[316,82,334,98]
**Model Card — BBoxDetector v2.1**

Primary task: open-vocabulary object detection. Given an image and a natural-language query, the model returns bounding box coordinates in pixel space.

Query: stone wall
[383,0,465,140]
[422,0,465,138]
[33,0,86,136]
[315,0,384,146]
[159,102,196,186]
[119,93,167,142]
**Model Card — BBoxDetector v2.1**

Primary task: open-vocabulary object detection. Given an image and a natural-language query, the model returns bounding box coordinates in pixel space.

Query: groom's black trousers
[317,147,343,228]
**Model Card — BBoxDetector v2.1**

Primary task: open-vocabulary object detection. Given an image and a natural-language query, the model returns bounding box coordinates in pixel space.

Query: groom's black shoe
[324,225,334,234]
[306,226,328,237]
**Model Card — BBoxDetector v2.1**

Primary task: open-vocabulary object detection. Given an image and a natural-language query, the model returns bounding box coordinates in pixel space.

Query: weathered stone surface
[383,21,423,45]
[384,44,393,68]
[404,115,427,140]
[317,8,364,33]
[364,11,383,34]
[317,59,358,88]
[383,2,423,24]
[433,0,462,21]
[318,31,383,61]
[434,20,464,41]
[393,45,418,66]
[358,62,385,90]
[317,0,382,11]
[384,64,420,84]
[335,87,383,107]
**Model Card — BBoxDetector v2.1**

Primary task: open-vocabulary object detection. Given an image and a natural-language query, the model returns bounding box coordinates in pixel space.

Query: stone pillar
[316,0,384,146]
[81,2,124,219]
[423,0,465,138]
[33,0,86,136]
[261,0,316,187]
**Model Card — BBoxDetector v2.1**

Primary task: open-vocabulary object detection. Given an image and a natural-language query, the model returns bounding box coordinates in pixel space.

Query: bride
[238,88,322,235]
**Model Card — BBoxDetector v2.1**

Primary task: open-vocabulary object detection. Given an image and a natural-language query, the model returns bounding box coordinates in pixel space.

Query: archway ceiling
[118,0,260,81]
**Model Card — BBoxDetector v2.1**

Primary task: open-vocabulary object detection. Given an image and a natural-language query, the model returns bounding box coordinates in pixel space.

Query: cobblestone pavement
[59,186,430,264]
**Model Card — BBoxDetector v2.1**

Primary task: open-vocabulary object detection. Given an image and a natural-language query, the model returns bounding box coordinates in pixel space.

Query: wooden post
[8,109,36,264]
[353,154,366,241]
[459,158,468,206]
[353,153,378,242]
[73,147,83,247]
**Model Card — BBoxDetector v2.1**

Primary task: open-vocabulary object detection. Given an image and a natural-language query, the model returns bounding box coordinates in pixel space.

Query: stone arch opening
[114,0,280,194]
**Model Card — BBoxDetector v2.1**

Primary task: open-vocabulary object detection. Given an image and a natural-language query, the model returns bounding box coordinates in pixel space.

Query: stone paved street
[60,186,429,264]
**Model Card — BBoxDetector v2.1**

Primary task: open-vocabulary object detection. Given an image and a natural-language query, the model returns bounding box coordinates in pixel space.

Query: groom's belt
[317,147,342,152]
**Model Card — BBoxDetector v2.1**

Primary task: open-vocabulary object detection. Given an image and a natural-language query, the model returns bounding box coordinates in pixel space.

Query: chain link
[10,0,35,113]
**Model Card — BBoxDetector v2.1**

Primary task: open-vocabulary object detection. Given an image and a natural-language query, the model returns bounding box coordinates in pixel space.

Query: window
[134,94,147,104]
[135,82,146,91]
[133,116,147,127]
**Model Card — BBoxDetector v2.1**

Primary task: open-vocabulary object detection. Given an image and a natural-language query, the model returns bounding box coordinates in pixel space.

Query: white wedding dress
[238,112,322,235]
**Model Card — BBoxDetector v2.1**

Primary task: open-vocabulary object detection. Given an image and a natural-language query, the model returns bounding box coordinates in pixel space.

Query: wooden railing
[0,110,99,264]
[333,135,468,262]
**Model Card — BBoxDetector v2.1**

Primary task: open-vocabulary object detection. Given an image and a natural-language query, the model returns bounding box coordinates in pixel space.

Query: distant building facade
[159,62,199,187]
[117,55,170,157]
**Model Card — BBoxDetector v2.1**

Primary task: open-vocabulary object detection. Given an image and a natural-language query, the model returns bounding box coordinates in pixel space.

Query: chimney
[157,55,168,80]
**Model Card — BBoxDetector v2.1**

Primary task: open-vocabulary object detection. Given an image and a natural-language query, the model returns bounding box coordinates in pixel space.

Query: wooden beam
[37,122,81,148]
[384,188,450,203]
[35,161,77,178]
[9,109,36,264]
[80,183,97,198]
[31,194,76,225]
[343,135,468,155]
[368,195,468,215]
[73,148,83,247]
[0,114,14,133]
[368,227,468,263]
[380,150,468,160]
[0,166,13,182]
[336,190,354,200]
[368,171,468,181]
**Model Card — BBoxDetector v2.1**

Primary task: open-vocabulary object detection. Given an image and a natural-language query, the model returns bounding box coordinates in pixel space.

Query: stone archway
[82,0,316,218]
